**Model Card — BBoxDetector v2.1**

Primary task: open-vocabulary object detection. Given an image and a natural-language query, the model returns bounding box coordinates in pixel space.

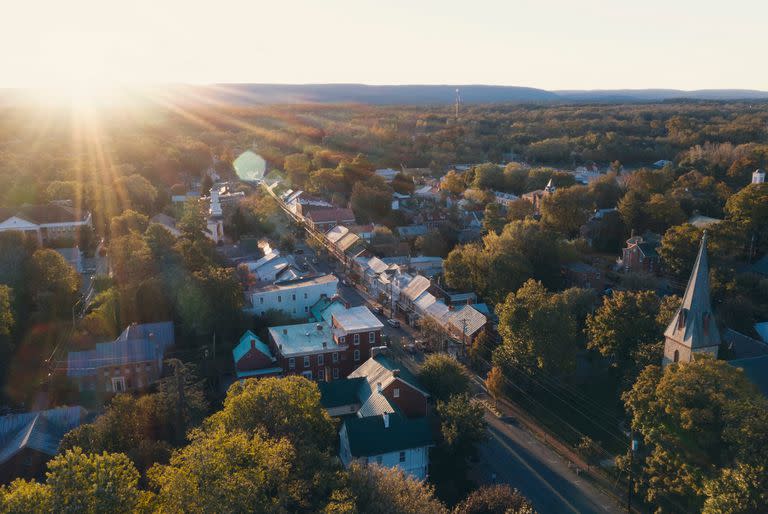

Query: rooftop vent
[316,324,323,331]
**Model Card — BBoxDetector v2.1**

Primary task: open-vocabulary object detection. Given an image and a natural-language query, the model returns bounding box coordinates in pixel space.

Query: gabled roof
[664,233,720,350]
[310,297,346,323]
[447,305,487,338]
[232,330,276,364]
[348,354,426,397]
[318,377,367,409]
[343,415,433,457]
[13,203,88,225]
[401,275,431,301]
[366,257,389,275]
[722,329,768,359]
[68,322,174,377]
[0,406,87,465]
[305,208,355,224]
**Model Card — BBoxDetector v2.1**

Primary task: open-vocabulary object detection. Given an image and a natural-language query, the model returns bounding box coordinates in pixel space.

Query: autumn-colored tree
[453,484,535,514]
[485,366,504,407]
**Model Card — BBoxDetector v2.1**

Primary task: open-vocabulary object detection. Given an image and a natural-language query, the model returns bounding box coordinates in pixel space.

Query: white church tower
[662,232,720,367]
[206,188,224,244]
[752,168,765,185]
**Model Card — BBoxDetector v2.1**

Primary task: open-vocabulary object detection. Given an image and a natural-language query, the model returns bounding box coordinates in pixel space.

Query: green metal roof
[318,377,367,408]
[344,415,433,457]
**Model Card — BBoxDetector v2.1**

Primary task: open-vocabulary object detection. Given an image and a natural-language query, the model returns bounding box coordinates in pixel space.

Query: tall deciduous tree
[540,185,593,237]
[418,354,470,402]
[453,484,535,514]
[624,360,768,512]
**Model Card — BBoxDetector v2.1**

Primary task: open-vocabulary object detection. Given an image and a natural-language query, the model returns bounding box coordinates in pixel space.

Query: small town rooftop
[332,306,383,333]
[268,321,341,356]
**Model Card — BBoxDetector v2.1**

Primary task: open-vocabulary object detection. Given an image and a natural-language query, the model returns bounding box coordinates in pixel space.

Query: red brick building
[233,306,384,382]
[621,234,660,274]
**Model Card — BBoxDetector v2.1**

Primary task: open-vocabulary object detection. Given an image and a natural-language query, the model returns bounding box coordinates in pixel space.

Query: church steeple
[662,232,720,366]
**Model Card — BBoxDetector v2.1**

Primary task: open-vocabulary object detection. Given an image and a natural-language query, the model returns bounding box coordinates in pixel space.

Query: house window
[369,331,375,343]
[301,371,313,380]
[332,352,339,363]
[111,377,126,393]
[304,306,309,313]
[318,369,325,380]
[339,336,346,344]
[354,333,360,345]
[289,358,295,369]
[318,354,324,365]
[277,295,282,303]
[353,350,360,362]
[259,297,264,304]
[399,451,406,463]
[292,294,296,301]
[393,388,400,398]
[304,293,308,299]
[304,356,310,368]
[673,350,679,363]
[333,368,339,379]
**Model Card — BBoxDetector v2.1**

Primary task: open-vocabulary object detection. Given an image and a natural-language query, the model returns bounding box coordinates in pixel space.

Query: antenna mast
[455,88,461,119]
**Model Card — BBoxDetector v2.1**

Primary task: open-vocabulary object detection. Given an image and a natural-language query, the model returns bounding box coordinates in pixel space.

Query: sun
[32,32,135,109]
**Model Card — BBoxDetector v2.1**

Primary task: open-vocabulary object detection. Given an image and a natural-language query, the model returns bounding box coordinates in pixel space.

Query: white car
[387,318,400,328]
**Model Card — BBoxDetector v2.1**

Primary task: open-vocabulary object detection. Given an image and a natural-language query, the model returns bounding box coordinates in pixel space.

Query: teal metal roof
[232,330,275,364]
[344,415,433,457]
[236,367,283,379]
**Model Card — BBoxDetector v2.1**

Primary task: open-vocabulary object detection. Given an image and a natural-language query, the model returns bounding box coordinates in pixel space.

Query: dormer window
[677,309,687,330]
[703,312,710,336]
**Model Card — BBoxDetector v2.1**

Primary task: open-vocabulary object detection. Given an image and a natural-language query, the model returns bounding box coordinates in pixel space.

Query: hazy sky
[2,0,766,90]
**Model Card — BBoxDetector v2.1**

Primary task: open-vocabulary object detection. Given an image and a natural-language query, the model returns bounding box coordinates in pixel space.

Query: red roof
[305,208,356,224]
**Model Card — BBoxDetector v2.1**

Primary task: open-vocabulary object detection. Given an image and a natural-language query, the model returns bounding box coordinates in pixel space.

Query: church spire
[662,231,720,366]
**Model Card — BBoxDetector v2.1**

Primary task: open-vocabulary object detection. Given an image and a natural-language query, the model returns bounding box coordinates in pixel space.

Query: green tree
[586,290,665,379]
[416,231,449,258]
[392,172,416,195]
[624,360,768,512]
[61,394,172,473]
[27,249,80,317]
[494,280,579,377]
[109,233,154,287]
[725,183,768,254]
[284,153,312,186]
[148,426,298,513]
[0,480,53,514]
[441,171,466,195]
[617,190,648,234]
[351,180,391,224]
[207,376,335,453]
[505,199,535,221]
[540,185,593,237]
[472,163,504,190]
[588,172,622,209]
[436,394,487,475]
[110,209,149,237]
[418,354,470,402]
[0,285,14,337]
[116,174,158,214]
[46,449,141,514]
[482,202,506,235]
[453,484,535,514]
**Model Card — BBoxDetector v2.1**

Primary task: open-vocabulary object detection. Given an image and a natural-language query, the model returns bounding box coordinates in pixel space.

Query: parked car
[404,342,417,355]
[387,318,400,328]
[375,305,385,315]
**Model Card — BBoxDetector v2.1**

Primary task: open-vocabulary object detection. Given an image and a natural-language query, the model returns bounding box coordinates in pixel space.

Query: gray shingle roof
[0,406,87,465]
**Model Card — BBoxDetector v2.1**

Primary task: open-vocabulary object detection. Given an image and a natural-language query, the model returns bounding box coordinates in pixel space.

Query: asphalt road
[475,413,622,514]
[301,239,622,513]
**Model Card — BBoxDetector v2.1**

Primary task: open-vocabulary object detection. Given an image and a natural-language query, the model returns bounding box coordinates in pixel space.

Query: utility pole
[627,435,639,513]
[455,88,461,120]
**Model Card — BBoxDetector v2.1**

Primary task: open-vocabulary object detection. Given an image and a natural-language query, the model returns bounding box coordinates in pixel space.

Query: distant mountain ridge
[195,83,768,105]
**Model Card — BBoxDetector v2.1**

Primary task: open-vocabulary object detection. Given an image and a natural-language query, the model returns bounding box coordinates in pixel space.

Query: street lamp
[627,436,639,513]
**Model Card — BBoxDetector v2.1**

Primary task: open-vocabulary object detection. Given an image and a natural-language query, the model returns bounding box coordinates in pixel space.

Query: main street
[289,205,624,514]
